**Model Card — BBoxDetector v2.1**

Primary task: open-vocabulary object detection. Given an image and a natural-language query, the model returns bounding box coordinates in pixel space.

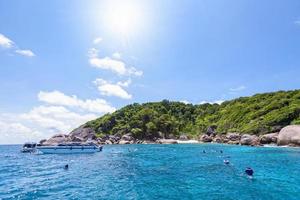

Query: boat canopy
[23,142,37,148]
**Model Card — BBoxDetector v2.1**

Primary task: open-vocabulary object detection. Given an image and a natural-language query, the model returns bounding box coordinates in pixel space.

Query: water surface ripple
[0,144,299,200]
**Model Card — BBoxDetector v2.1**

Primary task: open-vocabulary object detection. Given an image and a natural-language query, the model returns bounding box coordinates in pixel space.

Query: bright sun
[103,1,143,36]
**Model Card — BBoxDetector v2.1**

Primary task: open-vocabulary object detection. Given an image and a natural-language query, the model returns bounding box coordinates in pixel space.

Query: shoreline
[3,142,300,150]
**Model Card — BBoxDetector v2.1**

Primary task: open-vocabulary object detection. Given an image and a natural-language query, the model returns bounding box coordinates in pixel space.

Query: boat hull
[37,146,103,154]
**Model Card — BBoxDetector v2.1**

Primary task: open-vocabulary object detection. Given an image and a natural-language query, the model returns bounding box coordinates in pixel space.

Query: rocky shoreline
[39,125,300,147]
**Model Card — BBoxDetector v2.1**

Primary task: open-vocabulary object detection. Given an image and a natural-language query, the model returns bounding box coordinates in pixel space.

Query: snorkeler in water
[223,160,230,165]
[245,167,254,177]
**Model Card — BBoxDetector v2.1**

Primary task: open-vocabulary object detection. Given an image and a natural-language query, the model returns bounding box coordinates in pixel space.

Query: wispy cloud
[88,48,142,76]
[0,34,14,48]
[93,37,103,44]
[199,100,224,105]
[229,85,246,92]
[0,33,35,57]
[15,49,35,57]
[294,20,300,25]
[112,52,122,59]
[180,100,190,104]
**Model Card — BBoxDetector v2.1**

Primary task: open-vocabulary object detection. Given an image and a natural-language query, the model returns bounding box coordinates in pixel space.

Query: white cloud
[89,56,142,76]
[88,48,98,58]
[0,33,14,48]
[0,105,99,144]
[199,100,224,105]
[38,90,116,113]
[230,85,246,92]
[180,100,190,104]
[93,37,103,44]
[117,79,131,87]
[0,89,116,144]
[112,52,121,59]
[94,78,132,99]
[0,33,36,57]
[0,120,42,144]
[88,48,142,76]
[21,106,97,133]
[15,49,35,57]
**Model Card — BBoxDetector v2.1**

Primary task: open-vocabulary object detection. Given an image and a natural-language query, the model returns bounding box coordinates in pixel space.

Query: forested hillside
[82,90,300,139]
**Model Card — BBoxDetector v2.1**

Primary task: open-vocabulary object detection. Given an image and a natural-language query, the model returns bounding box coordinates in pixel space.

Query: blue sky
[1,0,300,143]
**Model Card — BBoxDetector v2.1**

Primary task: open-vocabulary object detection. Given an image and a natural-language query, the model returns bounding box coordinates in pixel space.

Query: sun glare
[103,1,143,36]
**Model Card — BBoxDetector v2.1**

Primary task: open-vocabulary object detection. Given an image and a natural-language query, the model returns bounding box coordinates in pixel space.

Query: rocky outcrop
[121,133,134,141]
[43,134,70,146]
[200,134,213,142]
[206,126,216,136]
[118,140,131,144]
[156,139,178,144]
[118,133,135,144]
[213,135,223,143]
[240,134,259,146]
[39,139,47,145]
[105,140,113,145]
[41,123,300,147]
[179,134,189,140]
[277,125,300,146]
[226,133,241,141]
[69,126,96,141]
[260,133,278,144]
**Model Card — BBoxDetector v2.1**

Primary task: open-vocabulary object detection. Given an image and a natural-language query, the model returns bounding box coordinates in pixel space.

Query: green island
[41,89,300,147]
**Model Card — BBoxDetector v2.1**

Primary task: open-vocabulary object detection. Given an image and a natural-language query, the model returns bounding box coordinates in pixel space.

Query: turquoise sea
[0,144,299,200]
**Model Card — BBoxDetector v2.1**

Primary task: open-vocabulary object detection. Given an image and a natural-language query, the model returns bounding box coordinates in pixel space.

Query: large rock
[69,126,96,141]
[109,135,120,144]
[179,134,189,140]
[72,136,84,142]
[260,133,278,144]
[240,134,259,146]
[213,135,223,143]
[166,134,176,139]
[39,139,47,145]
[226,133,241,141]
[121,133,134,141]
[43,134,70,146]
[200,134,213,143]
[105,140,113,145]
[206,126,216,136]
[157,139,178,144]
[119,140,131,144]
[227,140,240,145]
[278,125,300,146]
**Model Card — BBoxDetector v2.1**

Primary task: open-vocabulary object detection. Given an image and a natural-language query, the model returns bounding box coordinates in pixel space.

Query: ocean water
[0,144,299,200]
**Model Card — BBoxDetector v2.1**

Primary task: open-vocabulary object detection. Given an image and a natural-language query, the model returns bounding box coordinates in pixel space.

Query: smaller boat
[36,143,103,154]
[21,142,37,153]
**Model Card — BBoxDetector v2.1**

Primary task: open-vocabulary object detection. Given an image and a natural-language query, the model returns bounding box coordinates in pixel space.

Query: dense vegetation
[83,90,300,139]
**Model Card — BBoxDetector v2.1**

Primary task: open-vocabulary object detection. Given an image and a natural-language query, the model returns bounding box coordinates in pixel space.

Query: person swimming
[64,164,69,170]
[245,167,254,176]
[220,150,223,154]
[203,150,206,153]
[223,160,230,165]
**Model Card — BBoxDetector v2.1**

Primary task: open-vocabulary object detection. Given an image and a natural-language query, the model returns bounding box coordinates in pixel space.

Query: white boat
[36,144,103,154]
[21,142,37,153]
